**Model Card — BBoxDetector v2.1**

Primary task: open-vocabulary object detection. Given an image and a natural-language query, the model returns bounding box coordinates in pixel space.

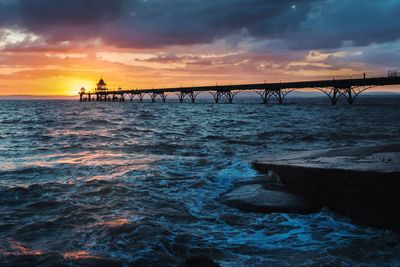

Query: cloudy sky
[0,0,399,95]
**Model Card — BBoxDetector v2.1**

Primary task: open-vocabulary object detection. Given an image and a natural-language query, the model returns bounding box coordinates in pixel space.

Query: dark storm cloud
[0,0,399,50]
[19,0,123,26]
[103,0,318,47]
[0,0,124,24]
[289,0,400,50]
[0,0,125,43]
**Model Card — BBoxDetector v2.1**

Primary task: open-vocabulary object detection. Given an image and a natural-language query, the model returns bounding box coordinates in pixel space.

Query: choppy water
[0,96,400,266]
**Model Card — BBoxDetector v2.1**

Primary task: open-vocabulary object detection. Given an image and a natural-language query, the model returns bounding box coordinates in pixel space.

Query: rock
[221,184,316,214]
[185,255,220,267]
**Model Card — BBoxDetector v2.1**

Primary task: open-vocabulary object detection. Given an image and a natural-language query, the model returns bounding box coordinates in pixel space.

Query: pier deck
[80,75,400,105]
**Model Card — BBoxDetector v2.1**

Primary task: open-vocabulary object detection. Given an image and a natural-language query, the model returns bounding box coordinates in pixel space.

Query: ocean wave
[0,99,400,266]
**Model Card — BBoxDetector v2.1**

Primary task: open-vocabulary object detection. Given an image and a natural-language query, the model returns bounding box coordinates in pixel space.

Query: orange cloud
[0,43,397,96]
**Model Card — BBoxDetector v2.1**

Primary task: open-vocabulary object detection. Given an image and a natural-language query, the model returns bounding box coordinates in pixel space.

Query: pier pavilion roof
[97,78,106,86]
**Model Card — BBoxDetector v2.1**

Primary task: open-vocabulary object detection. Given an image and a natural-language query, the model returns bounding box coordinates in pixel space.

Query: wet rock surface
[253,143,400,173]
[221,184,316,214]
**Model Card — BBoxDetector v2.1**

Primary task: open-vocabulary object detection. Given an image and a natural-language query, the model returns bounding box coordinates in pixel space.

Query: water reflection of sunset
[62,250,98,260]
[0,150,159,184]
[2,240,42,256]
[92,218,130,227]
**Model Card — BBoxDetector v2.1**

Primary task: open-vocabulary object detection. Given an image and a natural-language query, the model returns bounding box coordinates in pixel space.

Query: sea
[0,95,399,266]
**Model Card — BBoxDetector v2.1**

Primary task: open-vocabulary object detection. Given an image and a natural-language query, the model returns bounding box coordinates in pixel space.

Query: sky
[0,0,399,96]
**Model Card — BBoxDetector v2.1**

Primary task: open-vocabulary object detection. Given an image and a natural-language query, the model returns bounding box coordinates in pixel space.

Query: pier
[79,72,400,105]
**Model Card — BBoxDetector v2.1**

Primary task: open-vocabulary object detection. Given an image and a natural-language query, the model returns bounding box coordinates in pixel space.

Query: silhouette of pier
[79,72,400,105]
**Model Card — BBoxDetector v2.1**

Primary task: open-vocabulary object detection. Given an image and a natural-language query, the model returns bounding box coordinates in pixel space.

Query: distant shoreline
[0,95,77,100]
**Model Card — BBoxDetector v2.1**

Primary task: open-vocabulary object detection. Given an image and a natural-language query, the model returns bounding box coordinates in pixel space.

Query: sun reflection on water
[62,250,98,260]
[92,218,130,227]
[2,239,43,256]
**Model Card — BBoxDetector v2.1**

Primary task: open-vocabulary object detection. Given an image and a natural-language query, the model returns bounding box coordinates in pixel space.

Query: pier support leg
[177,91,199,103]
[160,93,167,103]
[177,92,185,103]
[151,92,163,103]
[320,87,339,105]
[332,88,338,105]
[189,92,200,103]
[319,86,366,105]
[255,89,275,104]
[272,89,294,104]
[139,94,144,103]
[211,91,222,103]
[347,89,353,105]
[344,86,372,105]
[210,91,238,104]
[276,90,283,104]
[225,91,238,104]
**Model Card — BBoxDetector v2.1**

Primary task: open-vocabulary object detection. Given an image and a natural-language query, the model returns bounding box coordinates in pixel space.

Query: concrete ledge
[250,144,400,231]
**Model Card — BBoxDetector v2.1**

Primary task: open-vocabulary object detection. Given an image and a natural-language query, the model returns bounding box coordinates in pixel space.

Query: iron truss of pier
[79,74,400,105]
